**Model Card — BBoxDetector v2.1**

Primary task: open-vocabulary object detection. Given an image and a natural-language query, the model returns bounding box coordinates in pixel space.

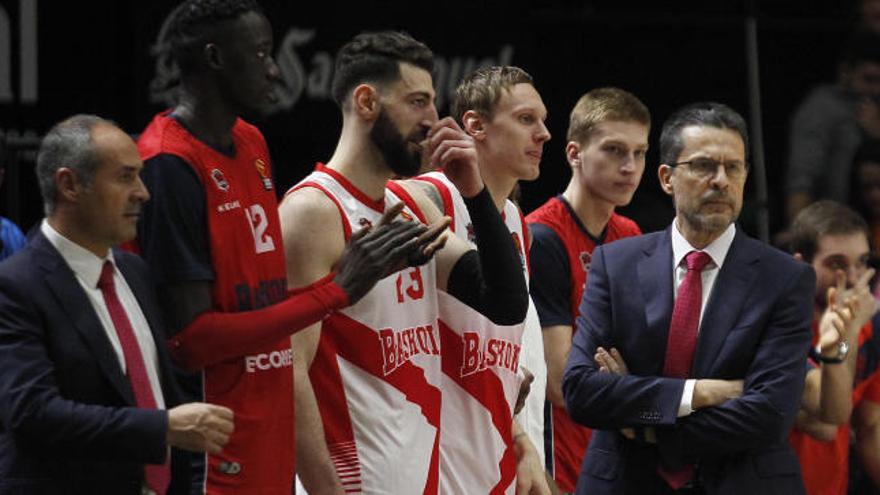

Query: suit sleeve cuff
[677,379,696,418]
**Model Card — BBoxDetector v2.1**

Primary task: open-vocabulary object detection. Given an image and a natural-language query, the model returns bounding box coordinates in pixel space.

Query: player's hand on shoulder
[333,202,449,304]
[427,117,482,197]
[166,402,234,454]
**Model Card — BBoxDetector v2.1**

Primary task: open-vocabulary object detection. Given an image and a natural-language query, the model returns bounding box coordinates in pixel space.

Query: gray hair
[36,114,113,215]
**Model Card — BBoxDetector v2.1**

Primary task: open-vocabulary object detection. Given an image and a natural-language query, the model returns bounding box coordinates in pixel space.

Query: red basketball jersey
[526,196,641,492]
[138,112,293,494]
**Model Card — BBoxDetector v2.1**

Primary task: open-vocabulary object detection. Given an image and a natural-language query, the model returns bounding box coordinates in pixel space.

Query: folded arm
[654,265,815,464]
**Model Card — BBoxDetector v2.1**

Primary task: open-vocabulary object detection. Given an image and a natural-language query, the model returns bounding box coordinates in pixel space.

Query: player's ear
[658,164,675,196]
[55,167,82,203]
[462,110,487,141]
[353,84,380,120]
[565,141,581,169]
[204,42,223,70]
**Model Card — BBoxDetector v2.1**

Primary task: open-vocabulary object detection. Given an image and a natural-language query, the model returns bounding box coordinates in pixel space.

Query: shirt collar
[41,219,116,288]
[671,219,736,270]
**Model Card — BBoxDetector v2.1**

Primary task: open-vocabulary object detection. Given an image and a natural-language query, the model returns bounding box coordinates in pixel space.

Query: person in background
[527,87,648,493]
[410,65,552,494]
[0,114,233,495]
[785,31,880,222]
[564,102,814,494]
[787,200,880,495]
[0,133,27,260]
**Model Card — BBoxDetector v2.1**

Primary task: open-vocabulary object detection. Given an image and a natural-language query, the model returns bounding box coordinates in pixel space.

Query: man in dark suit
[563,102,816,494]
[0,115,233,495]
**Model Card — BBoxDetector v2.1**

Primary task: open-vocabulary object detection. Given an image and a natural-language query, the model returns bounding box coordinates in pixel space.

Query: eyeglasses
[669,157,748,180]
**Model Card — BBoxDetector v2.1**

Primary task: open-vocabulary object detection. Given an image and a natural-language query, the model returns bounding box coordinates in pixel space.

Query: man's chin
[389,153,423,178]
[239,104,273,123]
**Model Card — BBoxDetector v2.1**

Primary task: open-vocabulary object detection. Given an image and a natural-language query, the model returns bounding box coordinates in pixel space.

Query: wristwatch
[811,341,850,364]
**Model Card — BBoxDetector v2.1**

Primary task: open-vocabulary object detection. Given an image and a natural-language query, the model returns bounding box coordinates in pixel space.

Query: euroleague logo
[211,168,229,192]
[579,251,592,273]
[254,158,274,190]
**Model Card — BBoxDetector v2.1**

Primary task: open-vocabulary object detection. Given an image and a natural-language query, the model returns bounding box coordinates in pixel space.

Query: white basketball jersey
[290,165,442,494]
[413,171,531,494]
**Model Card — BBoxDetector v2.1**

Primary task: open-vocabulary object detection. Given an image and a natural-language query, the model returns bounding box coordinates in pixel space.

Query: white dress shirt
[671,219,736,417]
[42,220,165,409]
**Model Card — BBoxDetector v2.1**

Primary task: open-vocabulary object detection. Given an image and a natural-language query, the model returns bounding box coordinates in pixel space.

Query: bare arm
[513,420,551,495]
[543,325,572,408]
[794,404,839,442]
[805,270,877,424]
[280,188,348,495]
[292,340,342,494]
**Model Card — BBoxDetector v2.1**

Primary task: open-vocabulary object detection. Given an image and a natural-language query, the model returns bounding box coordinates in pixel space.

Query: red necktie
[98,261,170,495]
[659,250,711,489]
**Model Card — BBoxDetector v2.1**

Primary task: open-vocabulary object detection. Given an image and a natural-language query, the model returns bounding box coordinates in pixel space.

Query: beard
[678,191,740,235]
[370,109,424,178]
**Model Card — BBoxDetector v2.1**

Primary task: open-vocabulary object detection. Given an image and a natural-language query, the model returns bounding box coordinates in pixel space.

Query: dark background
[0,0,864,238]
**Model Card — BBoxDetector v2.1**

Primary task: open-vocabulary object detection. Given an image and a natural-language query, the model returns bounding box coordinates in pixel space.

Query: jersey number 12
[246,204,276,254]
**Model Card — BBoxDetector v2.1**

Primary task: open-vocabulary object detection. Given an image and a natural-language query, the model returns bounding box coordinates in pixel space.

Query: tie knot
[98,260,115,290]
[685,250,712,272]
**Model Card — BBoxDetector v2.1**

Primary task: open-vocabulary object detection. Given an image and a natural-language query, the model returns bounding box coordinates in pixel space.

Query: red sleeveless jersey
[138,112,293,494]
[526,196,641,492]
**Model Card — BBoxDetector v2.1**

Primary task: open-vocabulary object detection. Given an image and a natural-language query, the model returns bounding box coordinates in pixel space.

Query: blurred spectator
[785,31,880,222]
[0,134,27,261]
[860,0,880,35]
[850,140,880,253]
[787,200,880,495]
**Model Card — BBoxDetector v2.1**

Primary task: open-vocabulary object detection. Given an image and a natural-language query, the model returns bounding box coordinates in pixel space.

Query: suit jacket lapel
[33,233,136,404]
[692,229,761,376]
[638,229,675,373]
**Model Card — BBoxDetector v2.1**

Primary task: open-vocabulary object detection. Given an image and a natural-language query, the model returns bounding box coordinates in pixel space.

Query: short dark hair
[659,102,749,166]
[150,0,263,98]
[331,31,434,107]
[451,66,534,123]
[788,200,870,262]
